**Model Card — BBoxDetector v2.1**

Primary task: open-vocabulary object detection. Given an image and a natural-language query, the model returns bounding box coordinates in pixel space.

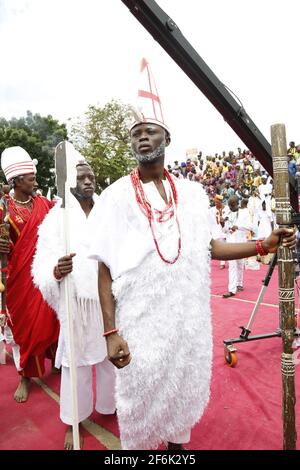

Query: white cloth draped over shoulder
[32,195,107,368]
[87,176,182,281]
[88,175,213,450]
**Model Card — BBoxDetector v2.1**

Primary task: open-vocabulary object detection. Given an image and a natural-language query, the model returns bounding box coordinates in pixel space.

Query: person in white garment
[32,162,116,450]
[257,199,273,239]
[257,199,274,265]
[258,174,272,209]
[208,194,228,269]
[247,188,261,239]
[222,196,253,298]
[86,58,295,450]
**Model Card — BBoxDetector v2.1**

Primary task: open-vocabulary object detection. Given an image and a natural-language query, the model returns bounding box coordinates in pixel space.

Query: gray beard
[133,142,165,163]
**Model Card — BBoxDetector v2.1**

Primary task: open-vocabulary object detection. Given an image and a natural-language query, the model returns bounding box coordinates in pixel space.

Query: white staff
[54,141,81,450]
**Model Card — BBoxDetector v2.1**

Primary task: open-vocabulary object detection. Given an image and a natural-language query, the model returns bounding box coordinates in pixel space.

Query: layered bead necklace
[130,167,181,264]
[12,196,32,205]
[10,196,33,223]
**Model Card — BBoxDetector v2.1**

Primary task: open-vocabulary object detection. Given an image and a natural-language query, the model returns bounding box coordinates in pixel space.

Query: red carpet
[1,260,299,450]
[0,354,105,450]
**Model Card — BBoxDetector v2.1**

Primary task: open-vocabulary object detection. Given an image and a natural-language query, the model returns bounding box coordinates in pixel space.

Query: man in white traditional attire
[222,195,253,297]
[87,58,296,450]
[208,194,228,269]
[32,160,116,450]
[258,174,272,209]
[247,188,261,239]
[257,199,274,264]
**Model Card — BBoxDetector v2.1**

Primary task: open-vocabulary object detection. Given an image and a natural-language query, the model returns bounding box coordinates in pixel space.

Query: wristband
[255,239,269,256]
[103,328,119,337]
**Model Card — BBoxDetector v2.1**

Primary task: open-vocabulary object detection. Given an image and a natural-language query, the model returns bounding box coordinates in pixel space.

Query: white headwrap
[1,146,37,182]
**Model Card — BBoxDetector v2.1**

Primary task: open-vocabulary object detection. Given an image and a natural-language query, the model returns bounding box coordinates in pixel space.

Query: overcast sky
[1,0,299,164]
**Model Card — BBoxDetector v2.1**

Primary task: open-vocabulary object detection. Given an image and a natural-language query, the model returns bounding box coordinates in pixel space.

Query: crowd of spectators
[168,141,300,207]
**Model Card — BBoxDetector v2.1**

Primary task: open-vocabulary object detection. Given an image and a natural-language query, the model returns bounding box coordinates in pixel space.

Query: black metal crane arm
[121,0,298,211]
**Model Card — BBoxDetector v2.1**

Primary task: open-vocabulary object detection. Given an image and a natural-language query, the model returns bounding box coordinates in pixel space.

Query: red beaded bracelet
[102,328,119,337]
[255,239,269,256]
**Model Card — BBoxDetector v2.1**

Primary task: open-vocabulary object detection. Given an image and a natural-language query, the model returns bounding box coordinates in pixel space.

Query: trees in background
[0,111,67,193]
[0,100,135,193]
[70,100,136,191]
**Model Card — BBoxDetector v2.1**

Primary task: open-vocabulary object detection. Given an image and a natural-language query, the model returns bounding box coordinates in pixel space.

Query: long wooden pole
[271,123,297,450]
[0,198,10,329]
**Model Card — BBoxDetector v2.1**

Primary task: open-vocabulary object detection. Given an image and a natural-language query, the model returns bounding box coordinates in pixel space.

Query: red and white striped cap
[1,146,37,182]
[129,58,169,134]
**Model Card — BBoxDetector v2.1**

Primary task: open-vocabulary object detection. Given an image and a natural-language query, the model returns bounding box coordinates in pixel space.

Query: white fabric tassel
[0,340,6,364]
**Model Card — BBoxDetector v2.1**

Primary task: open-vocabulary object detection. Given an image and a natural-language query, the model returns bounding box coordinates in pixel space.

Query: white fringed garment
[88,176,212,449]
[32,196,107,367]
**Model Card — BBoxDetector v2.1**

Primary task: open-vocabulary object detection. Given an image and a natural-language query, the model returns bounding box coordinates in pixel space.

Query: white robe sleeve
[87,177,159,280]
[32,205,64,315]
[87,187,125,279]
[88,177,212,280]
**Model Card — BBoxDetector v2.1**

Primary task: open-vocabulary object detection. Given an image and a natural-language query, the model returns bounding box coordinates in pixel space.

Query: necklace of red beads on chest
[130,167,181,264]
[10,197,34,223]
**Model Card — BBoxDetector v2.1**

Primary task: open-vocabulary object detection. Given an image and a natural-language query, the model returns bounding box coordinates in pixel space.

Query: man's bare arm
[98,262,131,369]
[98,262,116,332]
[211,227,296,261]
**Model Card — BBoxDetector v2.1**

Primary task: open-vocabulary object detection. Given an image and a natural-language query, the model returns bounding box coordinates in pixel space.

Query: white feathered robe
[88,176,212,450]
[32,196,107,368]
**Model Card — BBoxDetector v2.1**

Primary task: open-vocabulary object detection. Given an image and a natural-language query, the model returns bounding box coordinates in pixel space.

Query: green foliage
[0,111,67,192]
[70,100,136,191]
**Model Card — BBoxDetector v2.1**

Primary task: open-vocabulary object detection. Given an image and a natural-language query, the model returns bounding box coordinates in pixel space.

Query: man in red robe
[0,146,60,402]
